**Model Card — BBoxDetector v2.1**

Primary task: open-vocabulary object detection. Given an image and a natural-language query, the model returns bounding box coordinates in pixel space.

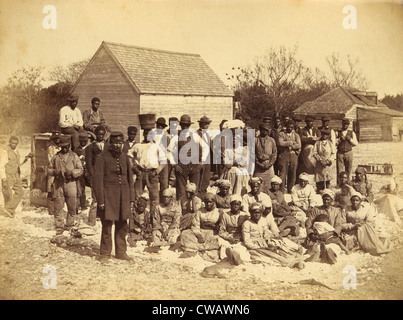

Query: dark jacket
[94,149,135,221]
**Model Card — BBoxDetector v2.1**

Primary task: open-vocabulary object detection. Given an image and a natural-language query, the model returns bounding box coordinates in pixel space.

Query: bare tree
[326,53,369,90]
[48,58,90,85]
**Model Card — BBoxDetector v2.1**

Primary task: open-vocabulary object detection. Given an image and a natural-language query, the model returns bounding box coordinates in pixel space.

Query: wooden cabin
[71,41,233,139]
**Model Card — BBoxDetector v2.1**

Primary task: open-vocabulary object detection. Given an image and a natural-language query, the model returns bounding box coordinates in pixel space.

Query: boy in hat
[318,115,336,147]
[59,95,86,151]
[93,131,135,263]
[335,118,358,183]
[48,136,83,234]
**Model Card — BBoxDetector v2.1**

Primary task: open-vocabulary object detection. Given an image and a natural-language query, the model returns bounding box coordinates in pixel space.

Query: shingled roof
[294,86,387,115]
[100,41,232,97]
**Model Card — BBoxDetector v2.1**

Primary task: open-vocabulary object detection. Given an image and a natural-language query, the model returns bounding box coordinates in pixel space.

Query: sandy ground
[0,139,403,300]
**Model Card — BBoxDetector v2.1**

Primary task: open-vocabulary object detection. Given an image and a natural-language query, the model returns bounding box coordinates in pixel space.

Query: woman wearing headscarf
[214,179,232,209]
[342,192,391,255]
[304,189,347,263]
[351,167,374,203]
[218,194,250,265]
[180,193,224,261]
[179,182,202,231]
[332,171,356,210]
[152,188,181,246]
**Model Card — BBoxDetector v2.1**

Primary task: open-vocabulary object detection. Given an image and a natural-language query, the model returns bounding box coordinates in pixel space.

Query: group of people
[0,94,394,267]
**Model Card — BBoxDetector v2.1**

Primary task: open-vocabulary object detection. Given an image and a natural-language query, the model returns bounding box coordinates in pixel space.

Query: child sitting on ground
[312,214,350,254]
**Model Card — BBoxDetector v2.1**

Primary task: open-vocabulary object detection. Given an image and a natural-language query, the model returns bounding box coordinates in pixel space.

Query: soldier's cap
[259,123,271,131]
[78,132,89,141]
[305,115,315,122]
[60,136,71,146]
[185,182,197,193]
[321,115,331,121]
[179,114,193,125]
[229,194,242,204]
[156,117,168,128]
[263,116,272,122]
[110,131,124,140]
[249,202,263,213]
[271,175,282,184]
[67,94,79,102]
[127,126,138,134]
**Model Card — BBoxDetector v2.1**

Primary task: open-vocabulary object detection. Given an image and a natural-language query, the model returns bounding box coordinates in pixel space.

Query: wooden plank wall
[357,108,392,141]
[72,47,140,140]
[139,94,233,132]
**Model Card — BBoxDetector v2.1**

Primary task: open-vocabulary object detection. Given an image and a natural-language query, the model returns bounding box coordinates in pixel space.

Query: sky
[0,0,402,98]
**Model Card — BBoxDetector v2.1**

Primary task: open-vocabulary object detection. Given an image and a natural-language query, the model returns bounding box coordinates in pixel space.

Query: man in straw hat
[48,136,83,235]
[94,131,135,263]
[59,94,87,151]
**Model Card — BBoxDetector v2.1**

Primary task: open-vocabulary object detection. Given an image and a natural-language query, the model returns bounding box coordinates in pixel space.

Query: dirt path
[0,141,402,300]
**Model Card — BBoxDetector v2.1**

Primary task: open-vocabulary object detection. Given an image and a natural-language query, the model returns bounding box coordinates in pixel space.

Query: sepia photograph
[0,0,402,304]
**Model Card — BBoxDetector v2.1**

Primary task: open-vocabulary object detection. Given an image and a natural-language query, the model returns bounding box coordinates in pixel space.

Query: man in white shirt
[59,95,86,151]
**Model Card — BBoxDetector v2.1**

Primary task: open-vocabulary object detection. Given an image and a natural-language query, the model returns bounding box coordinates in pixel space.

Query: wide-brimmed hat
[60,136,71,146]
[156,117,168,128]
[179,114,193,125]
[198,116,211,124]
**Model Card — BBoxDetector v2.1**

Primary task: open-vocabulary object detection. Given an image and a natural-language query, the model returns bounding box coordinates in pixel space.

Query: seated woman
[214,179,232,209]
[351,167,375,203]
[217,194,250,265]
[242,177,273,214]
[312,214,350,254]
[265,176,299,237]
[242,202,305,269]
[342,192,391,255]
[179,182,202,231]
[304,189,347,263]
[151,188,181,246]
[332,171,356,210]
[180,193,224,261]
[127,193,153,247]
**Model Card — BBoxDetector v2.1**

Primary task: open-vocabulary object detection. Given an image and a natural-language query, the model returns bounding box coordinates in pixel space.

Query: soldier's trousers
[100,219,128,257]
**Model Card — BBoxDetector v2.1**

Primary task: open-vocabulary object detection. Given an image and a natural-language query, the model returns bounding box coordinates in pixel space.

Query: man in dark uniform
[94,132,135,264]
